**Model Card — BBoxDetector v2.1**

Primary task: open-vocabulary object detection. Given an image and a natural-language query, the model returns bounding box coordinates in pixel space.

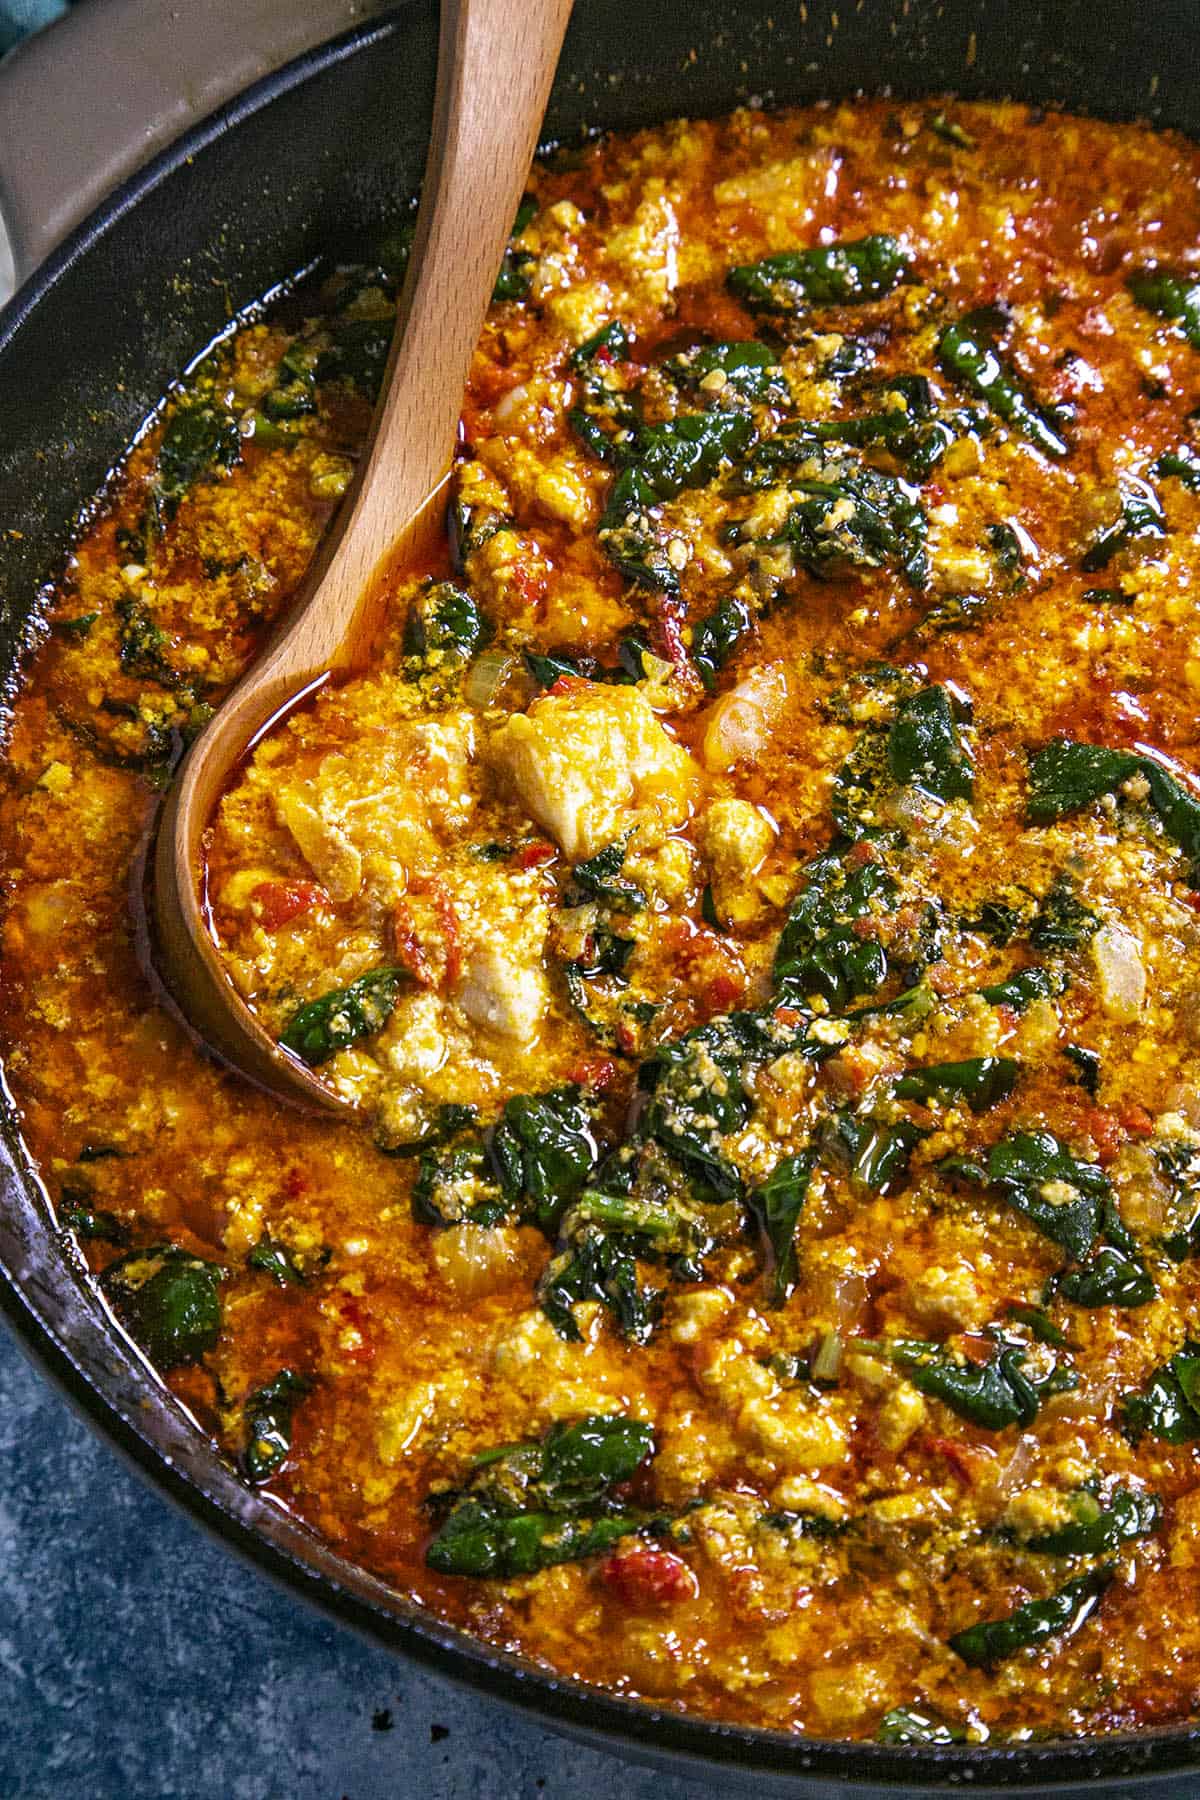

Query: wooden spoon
[153,0,574,1113]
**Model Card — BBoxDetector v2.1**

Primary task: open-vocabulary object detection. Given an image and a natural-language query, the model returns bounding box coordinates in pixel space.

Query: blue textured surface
[0,1325,711,1800]
[8,1326,1200,1798]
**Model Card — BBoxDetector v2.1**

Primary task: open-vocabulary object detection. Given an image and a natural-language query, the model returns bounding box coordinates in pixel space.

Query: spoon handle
[300,0,577,666]
[153,0,573,1111]
[211,0,574,735]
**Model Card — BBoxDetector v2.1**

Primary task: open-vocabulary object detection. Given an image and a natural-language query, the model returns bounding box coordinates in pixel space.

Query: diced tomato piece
[851,914,883,939]
[1084,1106,1122,1167]
[602,1544,697,1607]
[409,876,464,987]
[518,840,558,869]
[567,1056,617,1091]
[845,840,882,870]
[283,1166,309,1199]
[1118,1102,1155,1138]
[390,899,434,987]
[926,1435,979,1485]
[706,973,743,1012]
[511,562,548,609]
[249,880,321,930]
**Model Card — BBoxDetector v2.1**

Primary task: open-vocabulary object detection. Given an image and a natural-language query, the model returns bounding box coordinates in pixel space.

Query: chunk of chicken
[451,864,552,1043]
[271,710,476,904]
[699,796,777,924]
[487,682,699,860]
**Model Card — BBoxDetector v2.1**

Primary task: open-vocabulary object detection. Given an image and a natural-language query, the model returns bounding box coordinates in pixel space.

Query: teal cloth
[0,0,68,55]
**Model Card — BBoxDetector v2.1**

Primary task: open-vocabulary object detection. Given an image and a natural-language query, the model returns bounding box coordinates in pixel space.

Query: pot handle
[0,0,394,281]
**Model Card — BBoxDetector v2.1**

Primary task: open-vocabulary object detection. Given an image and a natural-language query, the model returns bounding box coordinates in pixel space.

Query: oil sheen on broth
[9,100,1200,1744]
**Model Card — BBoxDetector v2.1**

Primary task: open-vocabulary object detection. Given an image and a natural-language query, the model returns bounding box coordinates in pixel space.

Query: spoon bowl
[152,0,573,1114]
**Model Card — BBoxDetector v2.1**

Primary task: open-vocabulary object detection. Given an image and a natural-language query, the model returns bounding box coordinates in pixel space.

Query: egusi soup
[10,99,1200,1744]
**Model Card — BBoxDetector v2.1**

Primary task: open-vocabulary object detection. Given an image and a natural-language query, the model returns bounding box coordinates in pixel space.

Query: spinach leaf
[280,966,407,1065]
[692,592,753,691]
[247,1234,309,1285]
[538,1414,656,1504]
[54,611,99,640]
[830,725,893,838]
[1004,1301,1067,1346]
[760,1507,849,1539]
[61,1204,130,1245]
[492,195,538,301]
[822,1112,922,1196]
[155,401,241,514]
[1122,1339,1200,1442]
[412,1145,508,1230]
[523,637,648,691]
[1029,876,1098,951]
[963,899,1025,946]
[539,1231,660,1343]
[261,337,319,422]
[1156,1139,1200,1260]
[640,1026,749,1202]
[758,456,929,589]
[1026,739,1140,820]
[887,685,974,802]
[450,494,511,568]
[426,1411,665,1575]
[978,965,1066,1013]
[793,390,989,483]
[895,1056,1017,1112]
[525,649,591,687]
[602,410,755,524]
[597,517,681,593]
[1027,740,1200,873]
[315,318,392,394]
[1141,759,1200,870]
[663,340,788,404]
[1026,1484,1160,1556]
[885,1338,1049,1430]
[1081,586,1133,606]
[985,1131,1109,1261]
[948,1566,1113,1668]
[377,1100,479,1158]
[773,846,894,1009]
[426,1498,650,1577]
[1081,474,1165,571]
[937,310,1069,459]
[403,581,489,663]
[571,320,632,369]
[927,111,975,149]
[567,839,647,911]
[1057,1243,1155,1308]
[1128,266,1200,349]
[1155,443,1200,489]
[877,1707,966,1745]
[1064,1044,1101,1095]
[243,1368,311,1484]
[727,235,908,315]
[563,954,639,1054]
[490,1087,599,1231]
[116,596,177,684]
[101,1243,224,1368]
[746,1148,817,1305]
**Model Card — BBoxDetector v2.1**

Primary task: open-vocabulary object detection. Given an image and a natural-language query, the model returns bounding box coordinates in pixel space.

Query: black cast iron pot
[1,2,1198,1789]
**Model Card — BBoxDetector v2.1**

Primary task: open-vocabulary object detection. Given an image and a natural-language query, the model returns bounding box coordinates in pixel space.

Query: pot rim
[1,12,1198,1788]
